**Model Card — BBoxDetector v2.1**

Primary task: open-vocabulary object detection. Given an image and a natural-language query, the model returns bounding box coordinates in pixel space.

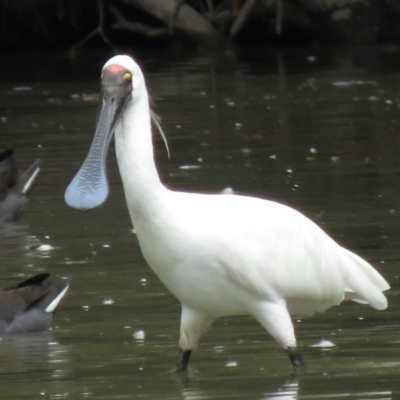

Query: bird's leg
[286,347,305,368]
[176,305,212,371]
[252,301,305,367]
[176,348,192,372]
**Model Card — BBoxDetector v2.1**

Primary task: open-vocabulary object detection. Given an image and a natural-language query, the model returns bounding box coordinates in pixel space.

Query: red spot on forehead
[104,64,125,73]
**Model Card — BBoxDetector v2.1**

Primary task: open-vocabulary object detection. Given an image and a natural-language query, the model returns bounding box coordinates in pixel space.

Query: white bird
[65,55,390,370]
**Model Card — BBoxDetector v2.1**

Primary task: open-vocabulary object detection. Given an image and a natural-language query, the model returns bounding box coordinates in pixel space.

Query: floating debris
[221,186,234,195]
[62,259,90,265]
[37,244,54,252]
[225,360,239,367]
[179,165,201,170]
[332,80,377,87]
[102,298,115,305]
[139,278,147,287]
[13,86,32,91]
[330,156,340,163]
[47,98,62,105]
[133,330,145,341]
[311,339,335,348]
[82,93,99,102]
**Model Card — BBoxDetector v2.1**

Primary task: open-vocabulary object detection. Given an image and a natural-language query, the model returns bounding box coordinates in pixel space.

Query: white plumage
[65,55,390,369]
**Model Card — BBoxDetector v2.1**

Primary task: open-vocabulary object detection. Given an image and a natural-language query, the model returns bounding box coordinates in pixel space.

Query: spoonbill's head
[65,55,142,211]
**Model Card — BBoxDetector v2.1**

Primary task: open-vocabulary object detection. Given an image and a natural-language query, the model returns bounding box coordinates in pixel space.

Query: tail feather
[16,159,41,194]
[44,278,71,313]
[342,248,390,310]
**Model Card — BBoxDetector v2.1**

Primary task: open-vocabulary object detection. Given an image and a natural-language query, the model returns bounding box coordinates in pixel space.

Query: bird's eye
[123,72,132,83]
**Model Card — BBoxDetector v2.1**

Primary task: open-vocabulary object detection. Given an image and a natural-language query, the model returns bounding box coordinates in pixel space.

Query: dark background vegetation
[1,0,400,53]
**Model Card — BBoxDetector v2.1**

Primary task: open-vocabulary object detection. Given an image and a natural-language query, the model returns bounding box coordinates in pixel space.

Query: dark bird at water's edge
[0,273,70,335]
[0,148,41,223]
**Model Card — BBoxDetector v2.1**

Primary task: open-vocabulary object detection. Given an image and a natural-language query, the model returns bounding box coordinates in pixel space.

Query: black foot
[175,348,192,372]
[286,347,305,368]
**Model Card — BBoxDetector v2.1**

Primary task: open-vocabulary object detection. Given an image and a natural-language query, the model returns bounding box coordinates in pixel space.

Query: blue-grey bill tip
[64,167,109,211]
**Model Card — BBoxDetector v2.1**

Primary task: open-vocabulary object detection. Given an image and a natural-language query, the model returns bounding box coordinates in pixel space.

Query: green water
[0,46,399,399]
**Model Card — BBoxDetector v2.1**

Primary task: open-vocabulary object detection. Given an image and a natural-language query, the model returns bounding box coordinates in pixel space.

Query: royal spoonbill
[0,273,70,335]
[0,149,41,223]
[65,55,390,370]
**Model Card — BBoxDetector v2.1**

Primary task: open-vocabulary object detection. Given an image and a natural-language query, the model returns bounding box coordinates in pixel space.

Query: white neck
[114,89,166,225]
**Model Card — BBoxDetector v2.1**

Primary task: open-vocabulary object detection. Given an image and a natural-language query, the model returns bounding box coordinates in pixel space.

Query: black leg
[286,347,305,368]
[176,348,192,372]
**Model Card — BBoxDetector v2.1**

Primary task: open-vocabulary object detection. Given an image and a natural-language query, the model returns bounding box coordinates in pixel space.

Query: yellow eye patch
[123,72,132,82]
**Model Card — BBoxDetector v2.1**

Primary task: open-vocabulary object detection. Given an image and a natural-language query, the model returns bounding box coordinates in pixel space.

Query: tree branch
[119,0,226,48]
[71,0,113,49]
[110,5,170,37]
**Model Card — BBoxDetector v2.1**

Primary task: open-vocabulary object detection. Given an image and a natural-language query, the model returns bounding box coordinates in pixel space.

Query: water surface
[0,46,399,399]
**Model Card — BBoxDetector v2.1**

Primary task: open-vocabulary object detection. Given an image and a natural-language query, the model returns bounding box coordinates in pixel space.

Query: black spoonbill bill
[65,55,389,370]
[0,273,70,335]
[0,149,40,223]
